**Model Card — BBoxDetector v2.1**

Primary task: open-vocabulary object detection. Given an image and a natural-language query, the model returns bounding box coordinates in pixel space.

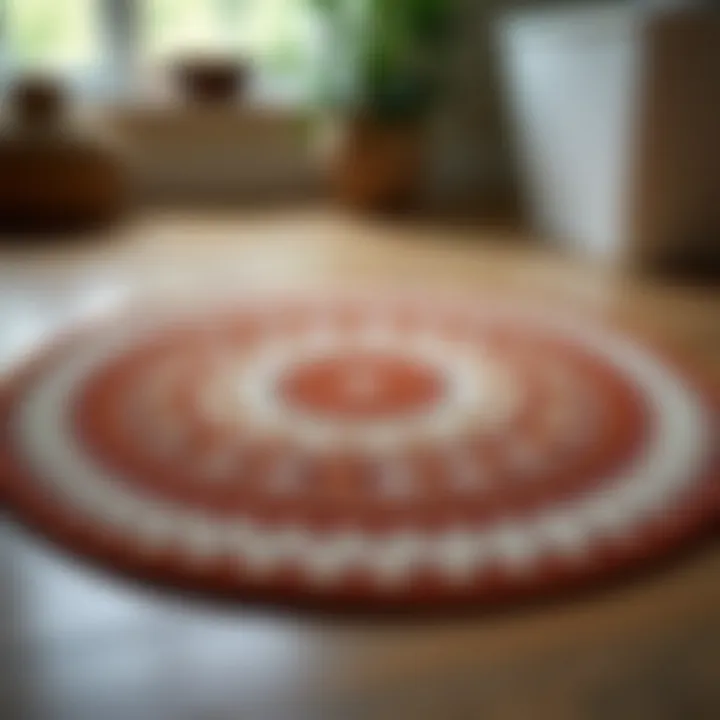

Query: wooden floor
[0,209,718,720]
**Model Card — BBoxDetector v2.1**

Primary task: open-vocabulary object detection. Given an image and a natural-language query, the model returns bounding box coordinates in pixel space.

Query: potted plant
[312,0,457,212]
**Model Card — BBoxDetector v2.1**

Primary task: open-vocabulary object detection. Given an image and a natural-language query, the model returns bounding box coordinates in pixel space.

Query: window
[0,0,323,103]
[140,0,322,102]
[1,0,105,90]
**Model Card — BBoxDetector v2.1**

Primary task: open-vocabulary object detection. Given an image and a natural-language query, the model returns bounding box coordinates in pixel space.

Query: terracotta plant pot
[334,116,425,213]
[173,57,249,105]
[0,138,128,234]
[9,76,66,126]
[0,77,128,234]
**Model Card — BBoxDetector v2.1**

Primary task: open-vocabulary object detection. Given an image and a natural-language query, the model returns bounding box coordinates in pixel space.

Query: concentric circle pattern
[1,294,717,609]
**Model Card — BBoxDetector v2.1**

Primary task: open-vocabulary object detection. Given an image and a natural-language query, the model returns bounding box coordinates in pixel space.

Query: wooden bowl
[173,58,249,105]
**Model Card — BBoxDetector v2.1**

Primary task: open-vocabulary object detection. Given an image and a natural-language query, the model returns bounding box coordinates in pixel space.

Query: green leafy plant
[312,0,457,122]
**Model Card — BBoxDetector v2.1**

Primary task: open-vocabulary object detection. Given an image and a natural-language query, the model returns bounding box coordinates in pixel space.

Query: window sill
[85,101,325,204]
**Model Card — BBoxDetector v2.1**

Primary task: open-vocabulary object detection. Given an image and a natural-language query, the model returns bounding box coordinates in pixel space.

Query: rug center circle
[277,353,445,420]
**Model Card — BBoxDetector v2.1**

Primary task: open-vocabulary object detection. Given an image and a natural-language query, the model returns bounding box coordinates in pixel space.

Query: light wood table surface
[0,210,718,720]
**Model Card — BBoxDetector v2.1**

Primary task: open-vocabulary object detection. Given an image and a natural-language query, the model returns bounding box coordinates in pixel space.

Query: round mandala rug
[1,293,717,610]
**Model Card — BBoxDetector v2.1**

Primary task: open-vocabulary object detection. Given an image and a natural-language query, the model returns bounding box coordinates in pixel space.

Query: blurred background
[0,0,715,274]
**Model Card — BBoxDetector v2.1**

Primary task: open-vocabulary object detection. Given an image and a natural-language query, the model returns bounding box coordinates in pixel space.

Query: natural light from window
[0,0,323,101]
[3,0,102,71]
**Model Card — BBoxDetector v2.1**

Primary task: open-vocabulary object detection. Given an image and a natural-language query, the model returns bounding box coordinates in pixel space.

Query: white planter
[499,4,720,269]
[498,4,643,263]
